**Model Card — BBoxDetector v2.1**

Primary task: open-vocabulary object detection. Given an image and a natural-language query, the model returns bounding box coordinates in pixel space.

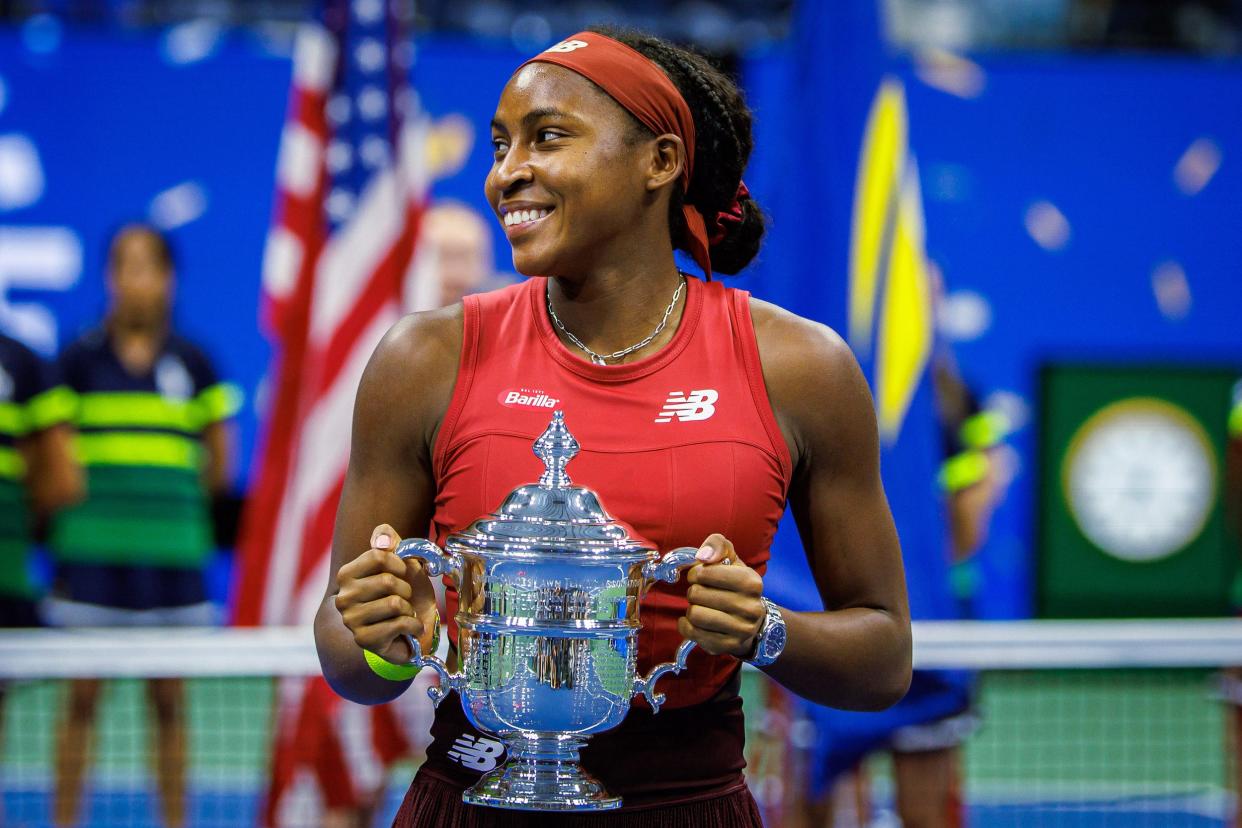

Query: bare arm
[759,301,910,708]
[682,300,911,711]
[313,307,462,705]
[20,424,83,515]
[201,420,236,495]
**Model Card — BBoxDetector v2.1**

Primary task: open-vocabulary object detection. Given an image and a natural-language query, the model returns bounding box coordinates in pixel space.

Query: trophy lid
[446,411,655,560]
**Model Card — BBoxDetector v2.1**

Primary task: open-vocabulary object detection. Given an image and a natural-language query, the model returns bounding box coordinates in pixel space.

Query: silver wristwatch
[745,597,787,667]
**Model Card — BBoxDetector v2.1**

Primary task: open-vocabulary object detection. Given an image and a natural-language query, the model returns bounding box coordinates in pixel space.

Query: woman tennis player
[316,27,912,826]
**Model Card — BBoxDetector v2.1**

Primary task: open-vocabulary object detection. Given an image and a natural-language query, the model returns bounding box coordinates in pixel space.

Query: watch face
[763,619,787,658]
[1063,397,1216,563]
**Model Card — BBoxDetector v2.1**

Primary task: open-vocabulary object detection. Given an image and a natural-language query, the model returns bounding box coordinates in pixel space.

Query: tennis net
[1,620,1239,827]
[744,619,1242,827]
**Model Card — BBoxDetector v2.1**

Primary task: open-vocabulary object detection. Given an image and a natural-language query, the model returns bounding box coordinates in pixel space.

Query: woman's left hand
[678,533,767,658]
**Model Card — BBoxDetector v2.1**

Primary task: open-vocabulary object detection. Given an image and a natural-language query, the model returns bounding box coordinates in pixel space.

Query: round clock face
[1063,398,1216,563]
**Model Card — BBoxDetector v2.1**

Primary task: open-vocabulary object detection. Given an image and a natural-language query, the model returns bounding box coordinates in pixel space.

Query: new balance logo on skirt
[448,734,506,772]
[655,389,718,423]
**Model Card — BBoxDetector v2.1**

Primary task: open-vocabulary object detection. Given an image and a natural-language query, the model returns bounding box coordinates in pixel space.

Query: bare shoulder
[747,297,876,470]
[354,303,466,453]
[745,297,864,404]
[365,304,463,389]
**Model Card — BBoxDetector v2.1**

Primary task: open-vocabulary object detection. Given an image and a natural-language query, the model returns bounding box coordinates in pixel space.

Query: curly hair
[587,26,765,275]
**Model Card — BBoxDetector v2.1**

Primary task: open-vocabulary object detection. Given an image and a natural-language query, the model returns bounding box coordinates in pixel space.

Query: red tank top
[431,275,792,709]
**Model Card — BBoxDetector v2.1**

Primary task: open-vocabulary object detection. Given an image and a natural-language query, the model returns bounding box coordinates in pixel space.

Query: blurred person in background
[877,368,1012,828]
[312,199,509,828]
[818,359,1014,828]
[934,366,1014,624]
[45,223,239,828]
[406,199,513,312]
[0,332,80,821]
[0,333,80,627]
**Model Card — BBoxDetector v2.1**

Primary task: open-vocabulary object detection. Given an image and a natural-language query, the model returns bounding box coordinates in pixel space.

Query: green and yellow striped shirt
[1,333,74,598]
[50,329,241,569]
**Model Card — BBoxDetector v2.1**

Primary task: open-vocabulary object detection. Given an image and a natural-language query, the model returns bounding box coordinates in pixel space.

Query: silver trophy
[393,411,700,811]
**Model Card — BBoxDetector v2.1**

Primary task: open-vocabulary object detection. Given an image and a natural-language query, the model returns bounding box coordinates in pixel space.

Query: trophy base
[462,733,621,811]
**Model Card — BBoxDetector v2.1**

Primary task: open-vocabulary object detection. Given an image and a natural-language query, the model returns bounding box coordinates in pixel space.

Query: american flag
[232,0,432,822]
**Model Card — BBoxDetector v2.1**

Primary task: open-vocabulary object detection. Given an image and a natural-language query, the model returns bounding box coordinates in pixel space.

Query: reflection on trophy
[394,411,700,811]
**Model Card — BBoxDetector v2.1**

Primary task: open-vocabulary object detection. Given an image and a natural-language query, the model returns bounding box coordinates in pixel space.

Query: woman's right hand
[333,523,438,664]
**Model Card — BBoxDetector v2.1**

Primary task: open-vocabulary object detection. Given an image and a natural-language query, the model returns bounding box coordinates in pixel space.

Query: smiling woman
[314,26,912,828]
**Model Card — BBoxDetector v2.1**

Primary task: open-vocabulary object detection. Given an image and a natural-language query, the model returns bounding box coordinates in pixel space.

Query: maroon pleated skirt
[391,773,763,827]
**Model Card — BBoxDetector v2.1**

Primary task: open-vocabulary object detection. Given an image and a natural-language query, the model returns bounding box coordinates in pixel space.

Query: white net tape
[2,619,1239,679]
[1,620,1240,827]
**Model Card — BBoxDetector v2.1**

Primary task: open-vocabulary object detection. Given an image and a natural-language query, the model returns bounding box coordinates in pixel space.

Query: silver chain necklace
[546,275,686,366]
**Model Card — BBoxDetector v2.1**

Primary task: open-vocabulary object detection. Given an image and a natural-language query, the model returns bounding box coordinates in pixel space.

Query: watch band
[745,597,787,667]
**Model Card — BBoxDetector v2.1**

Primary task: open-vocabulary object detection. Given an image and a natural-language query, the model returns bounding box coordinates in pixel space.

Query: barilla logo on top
[499,388,561,410]
[655,389,719,423]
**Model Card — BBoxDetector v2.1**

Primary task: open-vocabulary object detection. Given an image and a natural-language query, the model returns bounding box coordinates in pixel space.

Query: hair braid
[643,40,743,184]
[586,26,766,275]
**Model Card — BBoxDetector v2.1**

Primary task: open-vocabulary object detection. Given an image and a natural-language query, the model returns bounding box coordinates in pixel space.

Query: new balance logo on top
[448,734,506,772]
[545,39,588,53]
[655,389,719,423]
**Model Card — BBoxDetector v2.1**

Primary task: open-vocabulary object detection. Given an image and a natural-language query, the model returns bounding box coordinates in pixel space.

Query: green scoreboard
[1037,364,1240,618]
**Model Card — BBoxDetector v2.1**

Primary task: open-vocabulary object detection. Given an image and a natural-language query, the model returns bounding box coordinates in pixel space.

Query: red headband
[519,32,739,279]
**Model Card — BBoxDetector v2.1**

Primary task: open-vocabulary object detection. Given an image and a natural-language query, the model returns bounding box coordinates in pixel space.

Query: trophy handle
[634,546,702,712]
[633,638,696,713]
[401,631,462,707]
[394,538,464,707]
[395,537,461,580]
[641,545,700,584]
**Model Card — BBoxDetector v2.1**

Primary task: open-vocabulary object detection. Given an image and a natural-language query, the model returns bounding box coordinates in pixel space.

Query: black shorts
[54,563,206,610]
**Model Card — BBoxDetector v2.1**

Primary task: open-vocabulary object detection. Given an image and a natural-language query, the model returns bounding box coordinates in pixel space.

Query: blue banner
[2,13,1240,627]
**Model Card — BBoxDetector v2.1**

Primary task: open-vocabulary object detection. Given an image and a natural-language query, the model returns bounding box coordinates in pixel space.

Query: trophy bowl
[393,411,700,811]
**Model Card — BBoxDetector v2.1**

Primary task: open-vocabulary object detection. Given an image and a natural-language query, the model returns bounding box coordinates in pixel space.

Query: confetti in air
[985,390,1031,433]
[937,289,993,341]
[1173,137,1222,196]
[1024,200,1071,251]
[1151,261,1192,321]
[149,181,208,230]
[161,20,224,66]
[914,48,986,99]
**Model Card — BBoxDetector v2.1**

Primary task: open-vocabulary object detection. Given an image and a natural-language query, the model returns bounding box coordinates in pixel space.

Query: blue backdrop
[1,16,1240,624]
[736,32,1242,622]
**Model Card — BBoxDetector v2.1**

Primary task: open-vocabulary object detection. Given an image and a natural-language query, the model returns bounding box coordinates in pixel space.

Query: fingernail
[374,534,392,550]
[696,545,713,561]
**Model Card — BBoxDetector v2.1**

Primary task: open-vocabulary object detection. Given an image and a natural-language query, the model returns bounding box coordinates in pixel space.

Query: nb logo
[655,389,718,423]
[545,39,589,53]
[447,733,506,772]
